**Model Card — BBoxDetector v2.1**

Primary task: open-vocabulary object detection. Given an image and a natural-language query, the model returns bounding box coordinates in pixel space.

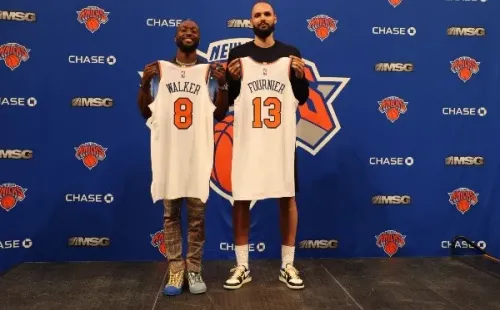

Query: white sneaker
[223,265,251,290]
[279,264,304,289]
[186,271,207,294]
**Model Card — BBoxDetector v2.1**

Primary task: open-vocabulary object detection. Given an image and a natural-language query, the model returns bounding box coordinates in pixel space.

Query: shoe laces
[187,271,203,284]
[168,270,184,286]
[229,265,246,279]
[285,264,300,279]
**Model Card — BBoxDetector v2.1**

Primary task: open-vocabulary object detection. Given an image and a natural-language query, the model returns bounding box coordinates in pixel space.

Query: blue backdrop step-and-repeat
[1,0,499,274]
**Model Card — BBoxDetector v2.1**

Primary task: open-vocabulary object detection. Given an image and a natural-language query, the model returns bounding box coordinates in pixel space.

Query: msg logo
[375,62,413,72]
[68,237,110,247]
[0,149,33,159]
[299,239,338,249]
[227,19,252,28]
[72,97,113,108]
[445,156,483,166]
[372,195,411,205]
[447,27,485,36]
[0,11,36,22]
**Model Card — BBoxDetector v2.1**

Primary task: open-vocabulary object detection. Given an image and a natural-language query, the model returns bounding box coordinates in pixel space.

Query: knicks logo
[0,43,30,71]
[196,38,350,207]
[77,6,109,33]
[448,187,479,214]
[378,96,408,123]
[0,183,27,212]
[150,230,167,257]
[450,56,479,82]
[375,230,406,257]
[74,142,107,170]
[306,15,338,41]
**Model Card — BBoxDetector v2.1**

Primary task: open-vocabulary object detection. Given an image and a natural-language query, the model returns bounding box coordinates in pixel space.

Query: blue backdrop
[1,0,499,274]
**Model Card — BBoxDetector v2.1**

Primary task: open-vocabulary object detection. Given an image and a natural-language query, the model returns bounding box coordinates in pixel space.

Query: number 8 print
[174,97,193,129]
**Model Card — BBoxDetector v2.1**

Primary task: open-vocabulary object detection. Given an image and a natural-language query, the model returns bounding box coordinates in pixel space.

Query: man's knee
[163,199,182,218]
[186,197,206,213]
[279,196,296,210]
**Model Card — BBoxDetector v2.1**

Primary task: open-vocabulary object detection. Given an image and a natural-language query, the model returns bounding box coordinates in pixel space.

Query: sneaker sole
[189,287,207,294]
[163,290,182,296]
[223,276,252,290]
[279,276,304,290]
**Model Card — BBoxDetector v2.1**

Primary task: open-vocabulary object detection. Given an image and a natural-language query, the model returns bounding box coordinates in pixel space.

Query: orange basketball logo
[307,15,338,42]
[0,183,27,212]
[212,115,234,194]
[150,230,167,257]
[448,187,479,214]
[388,0,403,8]
[77,6,109,33]
[0,43,30,71]
[376,230,406,257]
[74,142,108,170]
[450,56,480,83]
[378,96,408,123]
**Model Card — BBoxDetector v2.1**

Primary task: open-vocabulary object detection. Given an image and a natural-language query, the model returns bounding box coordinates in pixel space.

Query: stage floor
[1,256,500,309]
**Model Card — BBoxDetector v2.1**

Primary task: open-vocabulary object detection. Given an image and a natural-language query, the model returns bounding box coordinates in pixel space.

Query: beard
[252,22,275,39]
[175,37,200,53]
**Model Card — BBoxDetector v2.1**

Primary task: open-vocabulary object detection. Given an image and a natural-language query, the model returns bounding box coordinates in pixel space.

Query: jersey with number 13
[232,56,299,200]
[147,61,215,203]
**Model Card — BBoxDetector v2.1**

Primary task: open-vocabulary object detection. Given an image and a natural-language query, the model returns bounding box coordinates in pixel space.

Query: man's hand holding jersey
[141,62,160,90]
[210,62,227,86]
[289,55,305,79]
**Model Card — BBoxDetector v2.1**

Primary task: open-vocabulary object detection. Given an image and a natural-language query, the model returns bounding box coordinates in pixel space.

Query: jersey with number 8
[147,61,215,203]
[232,56,299,200]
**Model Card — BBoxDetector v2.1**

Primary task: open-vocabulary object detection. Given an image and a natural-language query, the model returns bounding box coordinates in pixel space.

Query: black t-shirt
[225,40,310,107]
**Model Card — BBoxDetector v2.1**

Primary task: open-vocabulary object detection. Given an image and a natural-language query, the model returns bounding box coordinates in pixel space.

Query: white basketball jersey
[231,56,299,200]
[147,61,215,203]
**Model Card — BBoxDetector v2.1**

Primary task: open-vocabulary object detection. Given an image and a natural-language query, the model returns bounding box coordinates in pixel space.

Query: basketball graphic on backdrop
[83,154,99,169]
[457,200,470,213]
[385,242,398,256]
[386,108,399,122]
[5,55,20,70]
[315,28,329,40]
[1,196,16,211]
[86,18,100,33]
[211,115,234,194]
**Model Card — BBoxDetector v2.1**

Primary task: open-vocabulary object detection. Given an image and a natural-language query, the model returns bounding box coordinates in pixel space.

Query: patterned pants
[163,198,206,273]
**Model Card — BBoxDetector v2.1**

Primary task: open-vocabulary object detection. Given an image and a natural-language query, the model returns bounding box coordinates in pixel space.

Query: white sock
[281,245,295,269]
[235,245,249,269]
